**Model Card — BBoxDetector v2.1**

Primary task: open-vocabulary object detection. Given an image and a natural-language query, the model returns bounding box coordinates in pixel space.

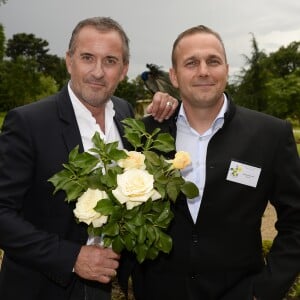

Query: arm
[253,121,300,299]
[0,109,81,286]
[146,92,178,122]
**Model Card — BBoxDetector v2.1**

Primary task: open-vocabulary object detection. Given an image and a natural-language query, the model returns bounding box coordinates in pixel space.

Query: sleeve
[253,121,300,299]
[0,109,82,286]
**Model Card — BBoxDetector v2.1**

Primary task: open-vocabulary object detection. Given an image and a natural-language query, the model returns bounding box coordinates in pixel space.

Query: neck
[84,102,106,133]
[183,97,224,135]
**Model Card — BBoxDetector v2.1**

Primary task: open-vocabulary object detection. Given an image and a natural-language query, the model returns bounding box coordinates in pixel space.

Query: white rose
[117,151,146,170]
[112,169,161,210]
[73,188,108,227]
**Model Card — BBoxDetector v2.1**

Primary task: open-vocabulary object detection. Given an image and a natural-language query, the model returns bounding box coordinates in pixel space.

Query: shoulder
[111,95,133,109]
[3,87,69,131]
[235,105,288,129]
[9,87,67,118]
[111,95,134,117]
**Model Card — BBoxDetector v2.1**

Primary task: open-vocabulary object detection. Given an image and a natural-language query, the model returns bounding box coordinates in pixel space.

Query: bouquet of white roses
[49,118,198,263]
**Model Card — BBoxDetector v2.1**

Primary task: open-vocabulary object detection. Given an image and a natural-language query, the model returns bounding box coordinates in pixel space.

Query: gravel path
[261,203,277,241]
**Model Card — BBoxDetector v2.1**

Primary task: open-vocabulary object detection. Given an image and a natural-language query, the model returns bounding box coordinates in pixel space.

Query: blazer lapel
[56,86,84,153]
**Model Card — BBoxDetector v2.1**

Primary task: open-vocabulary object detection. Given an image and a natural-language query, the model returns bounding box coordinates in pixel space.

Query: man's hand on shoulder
[146,92,178,122]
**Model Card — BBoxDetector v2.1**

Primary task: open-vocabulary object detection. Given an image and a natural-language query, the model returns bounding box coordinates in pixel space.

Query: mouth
[192,82,215,87]
[86,80,106,88]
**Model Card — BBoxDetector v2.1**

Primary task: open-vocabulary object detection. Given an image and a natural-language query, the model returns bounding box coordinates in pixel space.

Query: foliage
[114,76,151,108]
[6,33,49,61]
[0,57,58,110]
[0,32,67,110]
[230,35,300,123]
[49,118,198,263]
[0,24,5,61]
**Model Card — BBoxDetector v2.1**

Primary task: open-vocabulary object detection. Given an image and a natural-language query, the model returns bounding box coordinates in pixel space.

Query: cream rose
[73,188,108,227]
[172,151,191,169]
[112,169,161,209]
[117,151,146,170]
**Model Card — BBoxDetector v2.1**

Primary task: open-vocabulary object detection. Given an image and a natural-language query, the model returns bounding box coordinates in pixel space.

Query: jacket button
[192,234,198,245]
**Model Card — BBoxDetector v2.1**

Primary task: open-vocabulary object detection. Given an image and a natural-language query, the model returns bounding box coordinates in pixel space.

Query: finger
[145,102,153,114]
[97,246,120,260]
[149,92,166,117]
[96,268,117,283]
[155,98,177,122]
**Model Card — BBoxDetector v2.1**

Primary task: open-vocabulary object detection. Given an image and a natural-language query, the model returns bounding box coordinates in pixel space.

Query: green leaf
[152,133,175,152]
[155,202,172,224]
[112,235,124,253]
[122,118,146,132]
[94,198,114,215]
[70,152,99,175]
[102,236,113,248]
[146,246,159,260]
[157,230,173,253]
[131,212,145,226]
[123,233,136,251]
[166,181,181,202]
[91,132,106,150]
[102,222,119,236]
[109,148,128,161]
[181,181,199,199]
[135,243,148,263]
[144,151,161,167]
[137,225,147,244]
[100,168,117,188]
[123,221,138,235]
[145,225,156,246]
[141,199,153,213]
[123,132,142,148]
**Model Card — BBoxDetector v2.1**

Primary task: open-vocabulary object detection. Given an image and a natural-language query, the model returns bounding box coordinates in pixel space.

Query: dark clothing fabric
[0,85,134,300]
[133,95,300,300]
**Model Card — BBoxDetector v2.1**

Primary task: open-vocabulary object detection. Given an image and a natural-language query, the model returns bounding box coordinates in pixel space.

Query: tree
[5,33,69,90]
[0,57,58,110]
[264,41,300,77]
[6,33,49,62]
[0,24,5,61]
[233,33,269,111]
[114,76,151,108]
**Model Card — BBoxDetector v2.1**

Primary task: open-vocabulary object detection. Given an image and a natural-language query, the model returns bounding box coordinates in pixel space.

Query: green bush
[0,112,5,129]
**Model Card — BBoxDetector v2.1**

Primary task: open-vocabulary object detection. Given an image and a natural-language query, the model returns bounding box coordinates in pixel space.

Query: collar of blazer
[56,87,134,152]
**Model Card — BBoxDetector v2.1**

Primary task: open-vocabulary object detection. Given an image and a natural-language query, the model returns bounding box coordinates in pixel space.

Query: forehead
[175,33,226,60]
[75,26,123,53]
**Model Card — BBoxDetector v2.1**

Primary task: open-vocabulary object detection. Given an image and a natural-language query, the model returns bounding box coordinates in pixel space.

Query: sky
[0,0,299,82]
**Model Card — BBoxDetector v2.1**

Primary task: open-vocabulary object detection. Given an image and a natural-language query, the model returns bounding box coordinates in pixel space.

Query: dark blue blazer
[135,95,300,300]
[0,86,134,300]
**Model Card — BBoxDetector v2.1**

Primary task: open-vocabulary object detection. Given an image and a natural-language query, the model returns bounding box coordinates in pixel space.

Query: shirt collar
[178,93,228,135]
[68,82,115,134]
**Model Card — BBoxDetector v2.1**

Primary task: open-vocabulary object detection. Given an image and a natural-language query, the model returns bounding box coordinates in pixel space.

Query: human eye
[185,59,198,68]
[103,56,119,66]
[207,56,222,66]
[80,53,94,63]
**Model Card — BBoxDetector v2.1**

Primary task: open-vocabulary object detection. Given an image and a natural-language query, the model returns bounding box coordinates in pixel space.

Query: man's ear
[65,51,72,75]
[119,63,129,82]
[169,68,179,88]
